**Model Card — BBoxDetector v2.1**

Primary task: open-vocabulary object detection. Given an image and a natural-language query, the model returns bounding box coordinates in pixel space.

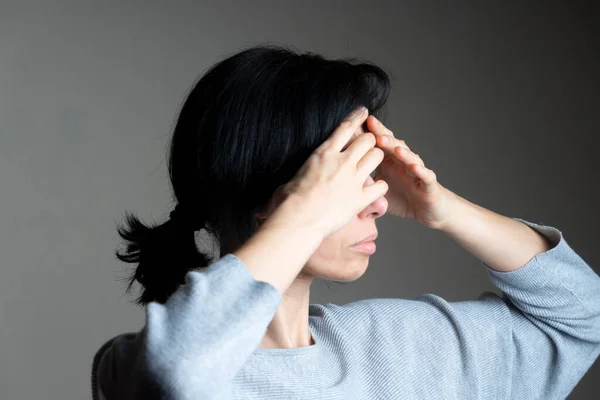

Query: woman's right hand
[260,106,389,238]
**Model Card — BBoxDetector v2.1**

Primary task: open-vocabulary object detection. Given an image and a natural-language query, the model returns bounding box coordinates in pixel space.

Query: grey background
[1,0,598,399]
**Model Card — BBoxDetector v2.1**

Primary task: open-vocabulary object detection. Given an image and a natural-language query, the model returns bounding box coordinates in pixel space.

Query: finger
[410,164,438,192]
[394,146,424,167]
[414,153,424,166]
[366,115,395,139]
[323,107,369,152]
[356,146,385,181]
[364,179,389,205]
[377,135,410,153]
[345,132,378,166]
[367,116,411,150]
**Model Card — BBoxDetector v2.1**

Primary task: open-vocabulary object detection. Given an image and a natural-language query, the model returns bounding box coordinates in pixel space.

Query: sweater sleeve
[93,253,282,400]
[482,218,600,399]
[408,218,600,399]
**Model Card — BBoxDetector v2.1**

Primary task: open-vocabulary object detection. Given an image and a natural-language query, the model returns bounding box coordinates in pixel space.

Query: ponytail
[112,44,391,306]
[114,206,212,306]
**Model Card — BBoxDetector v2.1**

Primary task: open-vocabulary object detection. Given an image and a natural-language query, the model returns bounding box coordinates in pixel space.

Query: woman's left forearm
[436,188,553,272]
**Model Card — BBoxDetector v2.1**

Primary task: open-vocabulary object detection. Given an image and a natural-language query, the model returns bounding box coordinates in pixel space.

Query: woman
[91,44,600,399]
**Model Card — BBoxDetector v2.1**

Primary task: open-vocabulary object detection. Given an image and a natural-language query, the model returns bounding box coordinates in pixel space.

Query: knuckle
[357,132,375,146]
[313,151,328,163]
[312,147,325,158]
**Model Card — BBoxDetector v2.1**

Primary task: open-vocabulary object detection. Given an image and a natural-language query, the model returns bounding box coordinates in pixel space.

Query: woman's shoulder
[91,332,139,399]
[309,295,488,336]
[93,331,140,361]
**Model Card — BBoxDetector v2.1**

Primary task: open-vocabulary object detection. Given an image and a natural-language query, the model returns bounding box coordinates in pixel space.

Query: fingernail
[352,108,365,119]
[382,136,390,144]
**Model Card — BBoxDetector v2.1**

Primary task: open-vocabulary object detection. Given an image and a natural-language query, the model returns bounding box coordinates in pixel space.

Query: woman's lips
[352,232,378,246]
[350,240,376,254]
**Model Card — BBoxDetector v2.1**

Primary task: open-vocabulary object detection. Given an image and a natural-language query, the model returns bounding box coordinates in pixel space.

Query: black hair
[114,43,392,306]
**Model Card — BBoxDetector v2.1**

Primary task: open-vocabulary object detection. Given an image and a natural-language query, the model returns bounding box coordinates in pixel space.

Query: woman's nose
[359,175,388,219]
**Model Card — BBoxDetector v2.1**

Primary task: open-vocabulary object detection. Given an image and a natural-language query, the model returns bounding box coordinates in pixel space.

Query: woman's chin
[323,258,370,282]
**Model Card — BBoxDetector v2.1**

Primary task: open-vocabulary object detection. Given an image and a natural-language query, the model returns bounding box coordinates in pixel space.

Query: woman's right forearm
[95,197,322,400]
[233,194,325,294]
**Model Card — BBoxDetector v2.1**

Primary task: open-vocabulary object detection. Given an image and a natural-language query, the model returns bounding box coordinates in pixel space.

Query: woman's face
[257,122,388,282]
[300,122,388,282]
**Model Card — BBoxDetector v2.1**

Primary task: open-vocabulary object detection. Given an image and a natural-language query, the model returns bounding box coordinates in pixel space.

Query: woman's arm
[93,198,325,400]
[436,189,552,272]
[234,194,327,293]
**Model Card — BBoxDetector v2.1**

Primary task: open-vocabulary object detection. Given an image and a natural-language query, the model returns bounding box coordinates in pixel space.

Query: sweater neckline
[250,313,321,357]
[238,307,338,387]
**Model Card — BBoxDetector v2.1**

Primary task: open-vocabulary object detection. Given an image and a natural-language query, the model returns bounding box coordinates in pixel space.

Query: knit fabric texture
[91,218,600,399]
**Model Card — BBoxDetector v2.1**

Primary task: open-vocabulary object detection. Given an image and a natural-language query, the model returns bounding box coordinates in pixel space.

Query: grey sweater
[91,218,600,399]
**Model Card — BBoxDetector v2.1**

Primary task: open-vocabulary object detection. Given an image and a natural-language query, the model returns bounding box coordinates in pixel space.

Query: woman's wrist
[236,199,325,293]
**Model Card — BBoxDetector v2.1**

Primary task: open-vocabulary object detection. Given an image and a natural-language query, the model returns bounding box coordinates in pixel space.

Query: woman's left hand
[366,115,457,230]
